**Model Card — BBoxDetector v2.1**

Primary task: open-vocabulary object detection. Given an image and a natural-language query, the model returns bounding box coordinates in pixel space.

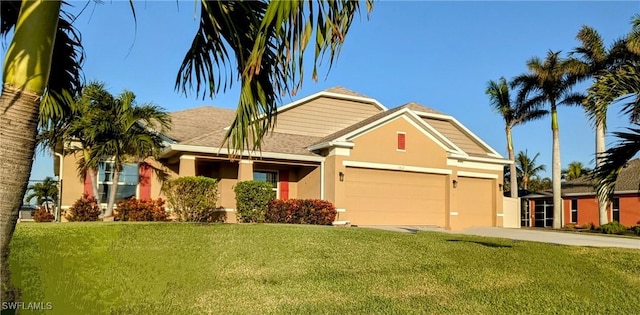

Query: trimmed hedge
[66,194,101,221]
[115,198,168,222]
[234,181,275,223]
[33,207,54,222]
[597,221,627,234]
[266,199,336,225]
[163,176,224,223]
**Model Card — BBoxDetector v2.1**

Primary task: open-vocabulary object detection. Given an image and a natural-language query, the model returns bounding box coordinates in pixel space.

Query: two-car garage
[342,167,496,230]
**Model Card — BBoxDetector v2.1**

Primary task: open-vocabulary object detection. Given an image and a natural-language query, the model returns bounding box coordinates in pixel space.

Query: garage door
[453,176,494,229]
[344,167,446,225]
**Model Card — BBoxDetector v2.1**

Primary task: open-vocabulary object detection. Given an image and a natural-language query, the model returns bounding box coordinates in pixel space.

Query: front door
[534,199,553,227]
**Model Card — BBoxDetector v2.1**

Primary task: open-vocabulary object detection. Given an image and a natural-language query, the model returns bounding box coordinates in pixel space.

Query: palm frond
[594,126,640,201]
[176,0,372,154]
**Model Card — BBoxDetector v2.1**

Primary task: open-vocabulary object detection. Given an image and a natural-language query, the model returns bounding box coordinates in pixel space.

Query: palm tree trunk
[87,168,100,200]
[1,0,61,303]
[595,121,609,225]
[104,169,120,219]
[506,127,518,198]
[551,106,562,229]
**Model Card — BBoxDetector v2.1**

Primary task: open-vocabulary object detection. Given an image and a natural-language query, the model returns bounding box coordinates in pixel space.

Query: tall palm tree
[486,77,547,198]
[1,0,372,302]
[562,161,592,181]
[1,0,82,302]
[515,150,547,191]
[570,25,632,225]
[83,89,171,218]
[24,177,59,212]
[512,51,585,228]
[588,16,640,218]
[593,61,640,201]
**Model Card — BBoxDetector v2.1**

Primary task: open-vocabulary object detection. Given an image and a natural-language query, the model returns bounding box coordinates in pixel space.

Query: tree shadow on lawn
[446,239,513,248]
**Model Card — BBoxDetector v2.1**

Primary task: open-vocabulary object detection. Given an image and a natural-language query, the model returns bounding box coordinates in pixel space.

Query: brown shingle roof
[562,159,640,194]
[324,86,370,98]
[164,106,236,142]
[181,129,321,156]
[311,102,443,146]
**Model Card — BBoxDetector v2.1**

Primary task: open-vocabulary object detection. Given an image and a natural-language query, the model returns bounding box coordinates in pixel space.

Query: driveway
[359,226,640,250]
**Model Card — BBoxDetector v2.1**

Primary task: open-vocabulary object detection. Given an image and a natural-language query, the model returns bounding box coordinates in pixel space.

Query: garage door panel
[454,177,493,229]
[344,167,446,226]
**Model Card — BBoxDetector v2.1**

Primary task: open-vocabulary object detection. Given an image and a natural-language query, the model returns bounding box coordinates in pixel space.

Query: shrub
[580,222,594,230]
[33,207,54,222]
[66,194,102,221]
[563,223,576,230]
[598,221,627,235]
[234,181,275,223]
[629,226,640,236]
[115,198,168,221]
[266,199,336,225]
[163,176,224,223]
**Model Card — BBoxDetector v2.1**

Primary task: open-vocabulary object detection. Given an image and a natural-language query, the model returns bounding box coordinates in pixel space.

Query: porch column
[179,155,196,176]
[237,160,254,181]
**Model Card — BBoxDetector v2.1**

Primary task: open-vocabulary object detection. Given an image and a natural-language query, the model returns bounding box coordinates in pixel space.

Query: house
[522,159,640,228]
[56,87,514,230]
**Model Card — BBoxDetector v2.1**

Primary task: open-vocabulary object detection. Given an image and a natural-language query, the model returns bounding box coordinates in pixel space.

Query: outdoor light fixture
[452,179,458,188]
[499,184,503,191]
[339,172,345,182]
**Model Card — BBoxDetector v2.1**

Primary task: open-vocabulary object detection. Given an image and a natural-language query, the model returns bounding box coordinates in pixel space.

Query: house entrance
[534,199,553,227]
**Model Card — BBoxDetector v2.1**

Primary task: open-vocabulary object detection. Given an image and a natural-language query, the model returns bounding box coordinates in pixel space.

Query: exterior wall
[273,96,381,137]
[615,194,640,226]
[296,166,321,199]
[563,196,599,227]
[348,116,448,169]
[60,152,85,207]
[502,197,520,228]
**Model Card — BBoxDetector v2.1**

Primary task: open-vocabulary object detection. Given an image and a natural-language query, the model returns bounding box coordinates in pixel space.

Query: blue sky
[24,0,640,182]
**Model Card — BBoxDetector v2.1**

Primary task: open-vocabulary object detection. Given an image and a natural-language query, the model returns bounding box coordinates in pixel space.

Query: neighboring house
[522,159,640,228]
[56,87,512,230]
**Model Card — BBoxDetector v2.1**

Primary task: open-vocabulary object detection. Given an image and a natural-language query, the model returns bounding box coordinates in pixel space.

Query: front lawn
[8,223,640,314]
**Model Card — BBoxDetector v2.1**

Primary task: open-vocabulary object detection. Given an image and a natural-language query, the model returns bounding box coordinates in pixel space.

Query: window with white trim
[98,162,139,204]
[612,198,620,222]
[570,199,578,223]
[253,170,278,197]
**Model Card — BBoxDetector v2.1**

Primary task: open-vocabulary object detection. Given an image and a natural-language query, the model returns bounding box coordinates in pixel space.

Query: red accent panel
[398,133,406,150]
[279,171,289,200]
[84,171,94,197]
[139,163,152,200]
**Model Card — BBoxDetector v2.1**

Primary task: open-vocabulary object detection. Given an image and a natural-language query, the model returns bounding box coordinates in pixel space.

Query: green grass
[8,223,640,314]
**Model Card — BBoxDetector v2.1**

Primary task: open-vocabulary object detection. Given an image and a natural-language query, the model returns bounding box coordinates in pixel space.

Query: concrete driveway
[359,226,640,250]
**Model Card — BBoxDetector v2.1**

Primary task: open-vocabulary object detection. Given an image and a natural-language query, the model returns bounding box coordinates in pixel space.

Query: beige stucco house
[57,87,513,230]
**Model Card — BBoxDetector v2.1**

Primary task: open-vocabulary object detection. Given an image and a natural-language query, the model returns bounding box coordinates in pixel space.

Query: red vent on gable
[397,133,406,150]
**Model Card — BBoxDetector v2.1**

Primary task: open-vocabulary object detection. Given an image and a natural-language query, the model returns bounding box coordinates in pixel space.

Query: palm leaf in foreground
[176,0,373,155]
[594,127,640,200]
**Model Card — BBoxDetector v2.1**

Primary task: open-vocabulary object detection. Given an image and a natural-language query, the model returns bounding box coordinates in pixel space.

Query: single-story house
[522,159,640,228]
[57,87,513,230]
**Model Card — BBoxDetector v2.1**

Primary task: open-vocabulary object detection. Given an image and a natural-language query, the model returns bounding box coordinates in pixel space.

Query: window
[570,199,578,223]
[253,170,278,196]
[97,162,139,204]
[397,132,406,151]
[612,198,620,222]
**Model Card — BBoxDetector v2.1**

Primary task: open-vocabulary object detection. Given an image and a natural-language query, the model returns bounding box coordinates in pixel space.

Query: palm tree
[562,161,592,181]
[1,1,82,301]
[512,51,585,228]
[570,25,632,225]
[25,177,59,212]
[588,16,640,219]
[593,62,640,201]
[486,77,547,198]
[82,89,171,218]
[1,0,372,302]
[528,177,553,192]
[515,150,547,191]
